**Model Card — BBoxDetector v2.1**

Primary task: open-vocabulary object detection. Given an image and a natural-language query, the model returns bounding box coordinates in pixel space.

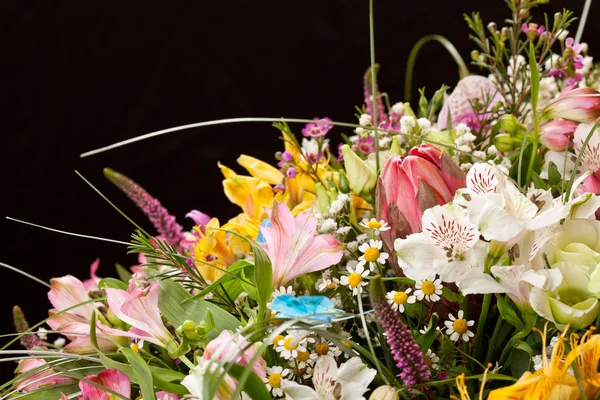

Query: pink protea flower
[541,87,600,123]
[203,330,267,379]
[301,117,333,138]
[438,75,503,130]
[78,369,131,400]
[260,202,344,287]
[539,119,578,151]
[100,281,177,352]
[15,359,73,392]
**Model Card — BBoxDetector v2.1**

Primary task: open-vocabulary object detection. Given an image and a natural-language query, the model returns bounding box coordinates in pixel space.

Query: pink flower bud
[541,87,600,123]
[539,119,578,151]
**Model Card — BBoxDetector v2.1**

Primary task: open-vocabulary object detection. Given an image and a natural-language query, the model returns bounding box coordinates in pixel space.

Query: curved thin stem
[369,0,380,173]
[404,34,469,102]
[575,0,592,44]
[0,261,50,288]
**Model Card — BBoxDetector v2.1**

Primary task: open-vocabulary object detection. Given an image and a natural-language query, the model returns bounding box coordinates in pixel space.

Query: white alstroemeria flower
[454,163,570,245]
[282,356,376,400]
[394,203,486,283]
[181,358,237,400]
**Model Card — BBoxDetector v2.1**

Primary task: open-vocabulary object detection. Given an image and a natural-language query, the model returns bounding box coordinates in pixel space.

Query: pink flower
[15,359,73,392]
[78,369,131,400]
[47,275,119,353]
[539,119,578,151]
[376,144,465,273]
[83,259,101,291]
[438,75,503,130]
[541,87,600,123]
[100,281,176,351]
[521,23,546,40]
[156,391,180,400]
[260,202,344,287]
[354,137,376,155]
[203,330,266,379]
[301,117,333,138]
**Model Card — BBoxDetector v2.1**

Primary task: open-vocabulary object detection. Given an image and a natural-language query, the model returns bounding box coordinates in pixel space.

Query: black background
[1,0,597,379]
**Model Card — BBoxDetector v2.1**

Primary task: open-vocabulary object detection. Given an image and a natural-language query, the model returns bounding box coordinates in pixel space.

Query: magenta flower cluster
[301,117,333,138]
[104,169,184,246]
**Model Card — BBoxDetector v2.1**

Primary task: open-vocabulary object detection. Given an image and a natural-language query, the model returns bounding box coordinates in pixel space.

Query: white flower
[425,349,440,370]
[282,356,376,400]
[263,365,291,397]
[340,263,370,296]
[417,118,432,133]
[399,116,417,134]
[532,354,544,371]
[359,218,390,233]
[182,358,237,400]
[311,338,342,359]
[329,199,346,215]
[317,276,340,292]
[378,136,392,148]
[391,102,405,115]
[357,239,389,271]
[53,337,66,348]
[302,138,320,155]
[359,114,372,126]
[336,226,352,235]
[320,218,337,232]
[273,286,295,298]
[386,289,416,313]
[276,334,308,360]
[445,310,475,342]
[346,241,359,252]
[36,328,48,340]
[414,275,443,302]
[355,234,369,243]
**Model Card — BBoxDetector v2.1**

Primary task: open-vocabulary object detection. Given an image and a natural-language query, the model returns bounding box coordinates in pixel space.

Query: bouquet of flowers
[6,0,600,398]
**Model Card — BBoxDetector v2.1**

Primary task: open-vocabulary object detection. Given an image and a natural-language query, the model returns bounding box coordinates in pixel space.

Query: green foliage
[227,364,271,400]
[496,295,523,331]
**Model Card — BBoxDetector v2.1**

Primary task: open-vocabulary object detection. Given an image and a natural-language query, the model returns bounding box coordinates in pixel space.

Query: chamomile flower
[317,277,340,292]
[359,218,391,233]
[424,349,440,370]
[414,276,443,302]
[264,366,290,397]
[357,240,389,271]
[273,286,295,298]
[445,310,475,342]
[340,263,369,295]
[311,338,342,359]
[293,349,314,369]
[276,334,308,360]
[386,289,416,313]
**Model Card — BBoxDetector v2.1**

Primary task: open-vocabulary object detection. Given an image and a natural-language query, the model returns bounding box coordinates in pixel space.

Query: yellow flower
[192,218,254,283]
[487,324,600,400]
[237,155,283,185]
[219,162,274,221]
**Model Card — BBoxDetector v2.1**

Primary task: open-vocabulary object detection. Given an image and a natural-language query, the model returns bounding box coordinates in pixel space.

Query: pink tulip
[203,330,267,379]
[47,275,118,353]
[541,87,600,123]
[15,359,73,392]
[260,202,344,287]
[376,144,465,272]
[438,75,503,130]
[100,281,176,351]
[539,119,578,151]
[78,369,131,400]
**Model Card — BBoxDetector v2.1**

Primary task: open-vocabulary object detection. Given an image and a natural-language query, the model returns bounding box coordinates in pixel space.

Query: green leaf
[159,278,240,340]
[122,347,156,400]
[190,260,253,301]
[15,384,80,399]
[547,161,562,186]
[529,43,539,114]
[240,266,259,300]
[416,314,438,352]
[496,295,524,331]
[442,287,461,303]
[227,364,271,400]
[115,263,132,282]
[531,171,548,190]
[99,277,128,290]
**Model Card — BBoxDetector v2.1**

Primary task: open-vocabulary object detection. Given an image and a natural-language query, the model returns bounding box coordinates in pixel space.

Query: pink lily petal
[79,369,131,400]
[83,259,102,291]
[15,359,73,392]
[48,276,96,320]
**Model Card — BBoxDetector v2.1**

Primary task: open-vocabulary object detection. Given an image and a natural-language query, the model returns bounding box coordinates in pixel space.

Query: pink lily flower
[203,330,267,379]
[156,391,180,400]
[78,369,131,400]
[100,281,177,352]
[539,119,578,151]
[541,87,600,123]
[260,202,344,287]
[15,358,73,392]
[438,75,503,130]
[47,275,119,353]
[82,259,102,291]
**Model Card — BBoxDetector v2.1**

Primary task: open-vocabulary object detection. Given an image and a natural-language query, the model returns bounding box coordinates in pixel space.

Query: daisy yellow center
[297,350,310,362]
[327,282,336,289]
[367,220,382,229]
[268,373,282,388]
[424,356,432,367]
[284,337,298,351]
[273,335,284,345]
[364,247,380,262]
[315,343,330,355]
[421,281,436,296]
[393,291,408,304]
[348,273,363,288]
[453,319,468,334]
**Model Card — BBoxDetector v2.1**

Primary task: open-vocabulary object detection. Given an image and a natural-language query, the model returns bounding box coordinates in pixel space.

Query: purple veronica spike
[363,65,388,124]
[104,168,184,246]
[370,276,430,389]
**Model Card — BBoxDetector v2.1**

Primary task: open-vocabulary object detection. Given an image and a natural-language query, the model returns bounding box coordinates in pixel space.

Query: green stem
[368,0,380,174]
[472,256,496,362]
[485,314,504,366]
[178,355,195,370]
[499,331,528,367]
[357,294,390,385]
[525,139,539,187]
[461,296,472,371]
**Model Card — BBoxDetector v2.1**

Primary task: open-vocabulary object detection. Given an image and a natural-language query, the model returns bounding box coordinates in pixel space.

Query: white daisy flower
[385,288,416,313]
[425,349,440,370]
[444,310,475,342]
[263,365,290,397]
[340,263,370,295]
[311,338,342,359]
[357,239,389,271]
[414,275,443,302]
[317,277,340,292]
[359,218,391,233]
[276,334,308,360]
